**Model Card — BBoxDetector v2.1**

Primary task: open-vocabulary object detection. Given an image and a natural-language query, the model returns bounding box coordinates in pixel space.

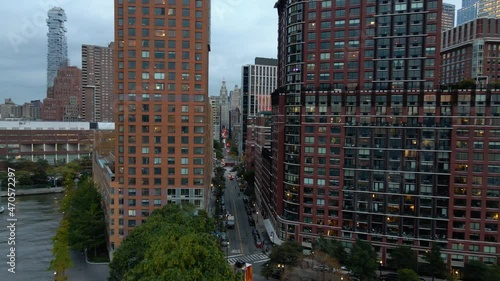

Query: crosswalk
[227,253,270,265]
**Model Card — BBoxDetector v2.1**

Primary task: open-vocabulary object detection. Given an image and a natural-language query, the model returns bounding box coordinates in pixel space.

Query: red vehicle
[229,174,234,180]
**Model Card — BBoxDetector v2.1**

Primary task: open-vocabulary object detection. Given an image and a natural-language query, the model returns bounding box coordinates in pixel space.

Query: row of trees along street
[261,238,500,281]
[108,204,240,281]
[49,160,107,281]
[0,157,92,188]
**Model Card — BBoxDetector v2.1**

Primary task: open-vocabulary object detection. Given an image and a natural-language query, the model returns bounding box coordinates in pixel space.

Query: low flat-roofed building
[0,121,114,164]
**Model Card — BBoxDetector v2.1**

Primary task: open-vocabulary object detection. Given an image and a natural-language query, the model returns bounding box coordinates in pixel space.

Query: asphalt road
[222,167,270,280]
[66,251,109,281]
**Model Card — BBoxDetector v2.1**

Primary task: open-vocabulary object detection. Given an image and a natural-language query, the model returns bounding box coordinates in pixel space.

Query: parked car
[219,232,229,247]
[255,240,263,248]
[313,265,330,271]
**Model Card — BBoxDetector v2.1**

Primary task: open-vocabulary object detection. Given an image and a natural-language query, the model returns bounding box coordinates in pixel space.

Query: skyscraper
[229,85,242,156]
[112,0,212,248]
[442,3,456,30]
[219,79,230,130]
[458,0,479,25]
[458,0,500,25]
[241,58,277,160]
[266,0,446,260]
[46,7,68,89]
[210,95,221,142]
[82,43,114,122]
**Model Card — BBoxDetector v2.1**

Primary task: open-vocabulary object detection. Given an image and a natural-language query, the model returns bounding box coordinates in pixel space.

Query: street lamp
[256,211,259,223]
[379,260,383,277]
[227,242,229,258]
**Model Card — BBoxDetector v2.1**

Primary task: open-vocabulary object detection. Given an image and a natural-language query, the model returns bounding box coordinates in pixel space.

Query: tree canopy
[49,218,73,281]
[314,237,348,265]
[423,243,447,281]
[63,177,106,255]
[398,268,419,281]
[463,261,500,281]
[109,204,237,281]
[388,245,418,271]
[349,240,378,281]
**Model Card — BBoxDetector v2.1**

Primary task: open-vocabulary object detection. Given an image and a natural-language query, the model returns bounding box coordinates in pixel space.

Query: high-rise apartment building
[442,3,456,30]
[230,85,242,156]
[441,18,500,86]
[46,7,68,89]
[112,0,212,249]
[241,58,277,162]
[210,95,221,142]
[41,66,82,121]
[458,0,500,25]
[261,0,500,274]
[82,43,115,122]
[264,0,500,268]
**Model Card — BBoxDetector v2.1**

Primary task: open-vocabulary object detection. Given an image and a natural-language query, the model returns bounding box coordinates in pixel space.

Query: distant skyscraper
[82,43,114,122]
[479,0,500,18]
[442,3,456,30]
[210,96,221,142]
[219,79,230,130]
[230,85,242,157]
[46,7,68,89]
[458,0,480,25]
[241,58,277,160]
[458,0,500,25]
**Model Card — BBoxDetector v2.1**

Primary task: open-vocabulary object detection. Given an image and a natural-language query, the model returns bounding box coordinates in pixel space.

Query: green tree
[485,264,500,281]
[349,240,378,281]
[243,170,255,187]
[388,245,418,271]
[31,159,49,185]
[454,79,476,89]
[314,237,348,265]
[213,140,224,160]
[49,218,73,281]
[66,179,106,256]
[398,268,419,281]
[423,243,447,281]
[125,232,234,281]
[262,241,303,279]
[463,261,500,281]
[109,204,236,281]
[16,170,33,186]
[463,260,488,281]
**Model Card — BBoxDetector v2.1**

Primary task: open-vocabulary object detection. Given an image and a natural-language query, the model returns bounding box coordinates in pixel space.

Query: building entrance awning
[263,219,284,246]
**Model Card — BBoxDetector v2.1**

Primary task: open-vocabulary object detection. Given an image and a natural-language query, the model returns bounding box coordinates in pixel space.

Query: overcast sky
[0,0,461,104]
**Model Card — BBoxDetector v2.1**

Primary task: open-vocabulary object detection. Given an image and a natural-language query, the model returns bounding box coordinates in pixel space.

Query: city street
[223,168,270,278]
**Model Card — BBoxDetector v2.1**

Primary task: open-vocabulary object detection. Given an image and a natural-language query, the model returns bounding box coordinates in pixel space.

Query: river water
[0,193,63,280]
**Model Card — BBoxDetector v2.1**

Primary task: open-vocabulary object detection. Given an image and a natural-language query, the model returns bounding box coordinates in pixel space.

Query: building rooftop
[0,121,114,130]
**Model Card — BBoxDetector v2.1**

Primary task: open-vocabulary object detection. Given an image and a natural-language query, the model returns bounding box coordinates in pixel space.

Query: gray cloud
[0,0,465,103]
[0,0,278,104]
